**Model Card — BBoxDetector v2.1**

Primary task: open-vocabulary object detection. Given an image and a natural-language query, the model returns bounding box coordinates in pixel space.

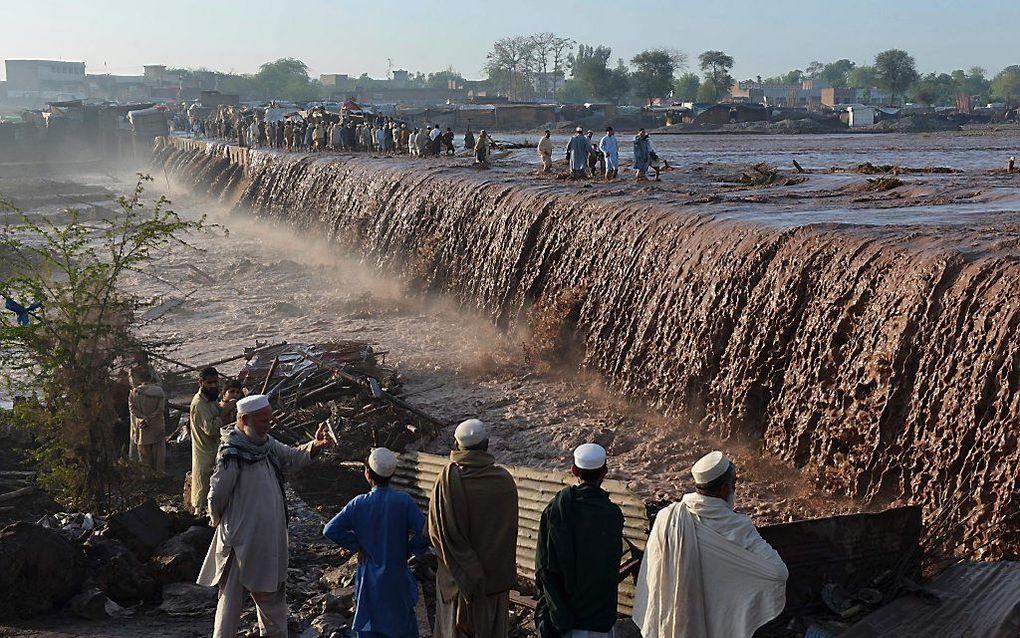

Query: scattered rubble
[0,521,86,619]
[158,582,218,617]
[106,499,173,561]
[148,524,215,586]
[84,536,155,605]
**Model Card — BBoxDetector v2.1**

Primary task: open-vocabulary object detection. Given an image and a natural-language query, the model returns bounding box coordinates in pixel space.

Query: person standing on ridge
[189,366,221,514]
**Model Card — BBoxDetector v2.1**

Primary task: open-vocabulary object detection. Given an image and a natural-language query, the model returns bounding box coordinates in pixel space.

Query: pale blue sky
[2,0,1015,81]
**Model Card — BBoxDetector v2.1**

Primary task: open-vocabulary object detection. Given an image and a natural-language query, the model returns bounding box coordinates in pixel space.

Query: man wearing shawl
[632,451,788,638]
[197,394,333,638]
[535,444,624,638]
[429,419,518,638]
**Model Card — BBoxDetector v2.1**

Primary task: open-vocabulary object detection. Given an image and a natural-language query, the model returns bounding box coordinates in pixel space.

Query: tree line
[167,45,1020,108]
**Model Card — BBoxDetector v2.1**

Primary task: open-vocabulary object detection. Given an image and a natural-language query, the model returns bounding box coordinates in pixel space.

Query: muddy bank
[155,139,1020,559]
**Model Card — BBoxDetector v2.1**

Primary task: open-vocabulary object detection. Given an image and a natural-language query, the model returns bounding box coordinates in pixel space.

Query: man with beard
[198,394,333,637]
[189,366,221,514]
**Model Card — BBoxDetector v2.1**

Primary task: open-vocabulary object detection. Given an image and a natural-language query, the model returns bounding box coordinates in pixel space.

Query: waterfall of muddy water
[155,137,1020,560]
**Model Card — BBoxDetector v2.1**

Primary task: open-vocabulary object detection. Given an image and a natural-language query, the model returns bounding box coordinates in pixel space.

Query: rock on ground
[0,522,86,619]
[84,535,156,605]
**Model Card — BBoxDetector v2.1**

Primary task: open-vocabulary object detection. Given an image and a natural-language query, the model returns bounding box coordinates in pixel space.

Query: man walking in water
[566,127,591,179]
[537,130,554,174]
[599,127,619,181]
[633,129,651,181]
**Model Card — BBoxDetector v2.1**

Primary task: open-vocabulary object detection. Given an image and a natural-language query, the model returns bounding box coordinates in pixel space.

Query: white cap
[691,451,732,484]
[454,419,487,447]
[368,448,399,478]
[236,394,271,415]
[573,443,607,470]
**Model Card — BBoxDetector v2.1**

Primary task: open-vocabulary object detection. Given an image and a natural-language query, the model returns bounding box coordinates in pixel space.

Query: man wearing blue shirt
[324,448,430,638]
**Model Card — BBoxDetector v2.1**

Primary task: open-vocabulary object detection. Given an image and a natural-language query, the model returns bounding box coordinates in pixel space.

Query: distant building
[729,79,827,108]
[390,69,410,87]
[5,59,87,101]
[320,74,351,91]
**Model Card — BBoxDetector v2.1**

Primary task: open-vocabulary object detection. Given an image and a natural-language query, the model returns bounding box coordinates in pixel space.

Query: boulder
[106,499,172,561]
[148,524,214,585]
[158,582,218,616]
[84,535,155,604]
[0,521,86,619]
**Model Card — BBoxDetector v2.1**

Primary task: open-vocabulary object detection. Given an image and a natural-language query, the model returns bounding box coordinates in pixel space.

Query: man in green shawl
[429,419,518,638]
[535,443,624,638]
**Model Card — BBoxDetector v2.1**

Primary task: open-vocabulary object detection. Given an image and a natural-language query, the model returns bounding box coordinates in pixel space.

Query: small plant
[0,175,207,511]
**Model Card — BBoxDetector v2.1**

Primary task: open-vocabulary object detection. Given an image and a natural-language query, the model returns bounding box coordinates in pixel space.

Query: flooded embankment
[155,135,1020,560]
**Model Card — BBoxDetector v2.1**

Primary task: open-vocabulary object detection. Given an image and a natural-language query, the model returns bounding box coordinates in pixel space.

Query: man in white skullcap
[632,451,788,638]
[324,448,429,638]
[535,444,625,638]
[197,394,334,638]
[429,419,519,638]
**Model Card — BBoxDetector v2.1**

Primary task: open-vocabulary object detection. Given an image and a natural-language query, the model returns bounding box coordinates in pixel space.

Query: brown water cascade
[156,139,1020,561]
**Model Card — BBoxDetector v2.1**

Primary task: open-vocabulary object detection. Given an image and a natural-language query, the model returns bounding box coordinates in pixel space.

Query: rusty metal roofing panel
[758,505,922,617]
[842,561,1020,638]
[394,451,649,613]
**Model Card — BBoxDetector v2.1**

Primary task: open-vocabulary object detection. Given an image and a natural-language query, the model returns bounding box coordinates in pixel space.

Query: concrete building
[5,59,87,101]
[320,74,351,91]
[730,79,827,108]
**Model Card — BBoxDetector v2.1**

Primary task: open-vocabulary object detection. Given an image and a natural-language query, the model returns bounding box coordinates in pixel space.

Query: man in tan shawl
[128,367,166,474]
[189,366,222,514]
[429,419,519,638]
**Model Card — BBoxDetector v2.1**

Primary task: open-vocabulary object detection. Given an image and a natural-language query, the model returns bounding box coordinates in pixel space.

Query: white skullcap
[691,451,732,484]
[573,443,607,470]
[368,448,399,478]
[236,394,271,415]
[454,419,487,447]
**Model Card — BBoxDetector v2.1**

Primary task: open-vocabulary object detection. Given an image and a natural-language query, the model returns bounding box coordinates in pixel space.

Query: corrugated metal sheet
[842,561,1020,638]
[394,452,648,613]
[758,506,923,617]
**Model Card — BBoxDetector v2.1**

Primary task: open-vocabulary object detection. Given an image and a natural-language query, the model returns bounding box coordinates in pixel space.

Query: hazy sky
[2,0,1016,81]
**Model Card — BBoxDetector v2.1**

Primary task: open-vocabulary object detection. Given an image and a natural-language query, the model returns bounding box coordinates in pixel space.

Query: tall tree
[673,72,701,102]
[425,67,465,90]
[485,36,538,100]
[847,65,877,90]
[698,50,735,102]
[549,36,575,97]
[819,59,856,88]
[631,48,686,104]
[570,44,613,100]
[255,58,316,99]
[991,66,1020,103]
[529,33,574,98]
[912,72,956,107]
[873,49,919,105]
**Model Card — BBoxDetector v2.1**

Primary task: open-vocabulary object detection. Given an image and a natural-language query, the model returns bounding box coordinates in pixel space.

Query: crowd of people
[180,104,669,179]
[186,105,496,163]
[156,366,789,638]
